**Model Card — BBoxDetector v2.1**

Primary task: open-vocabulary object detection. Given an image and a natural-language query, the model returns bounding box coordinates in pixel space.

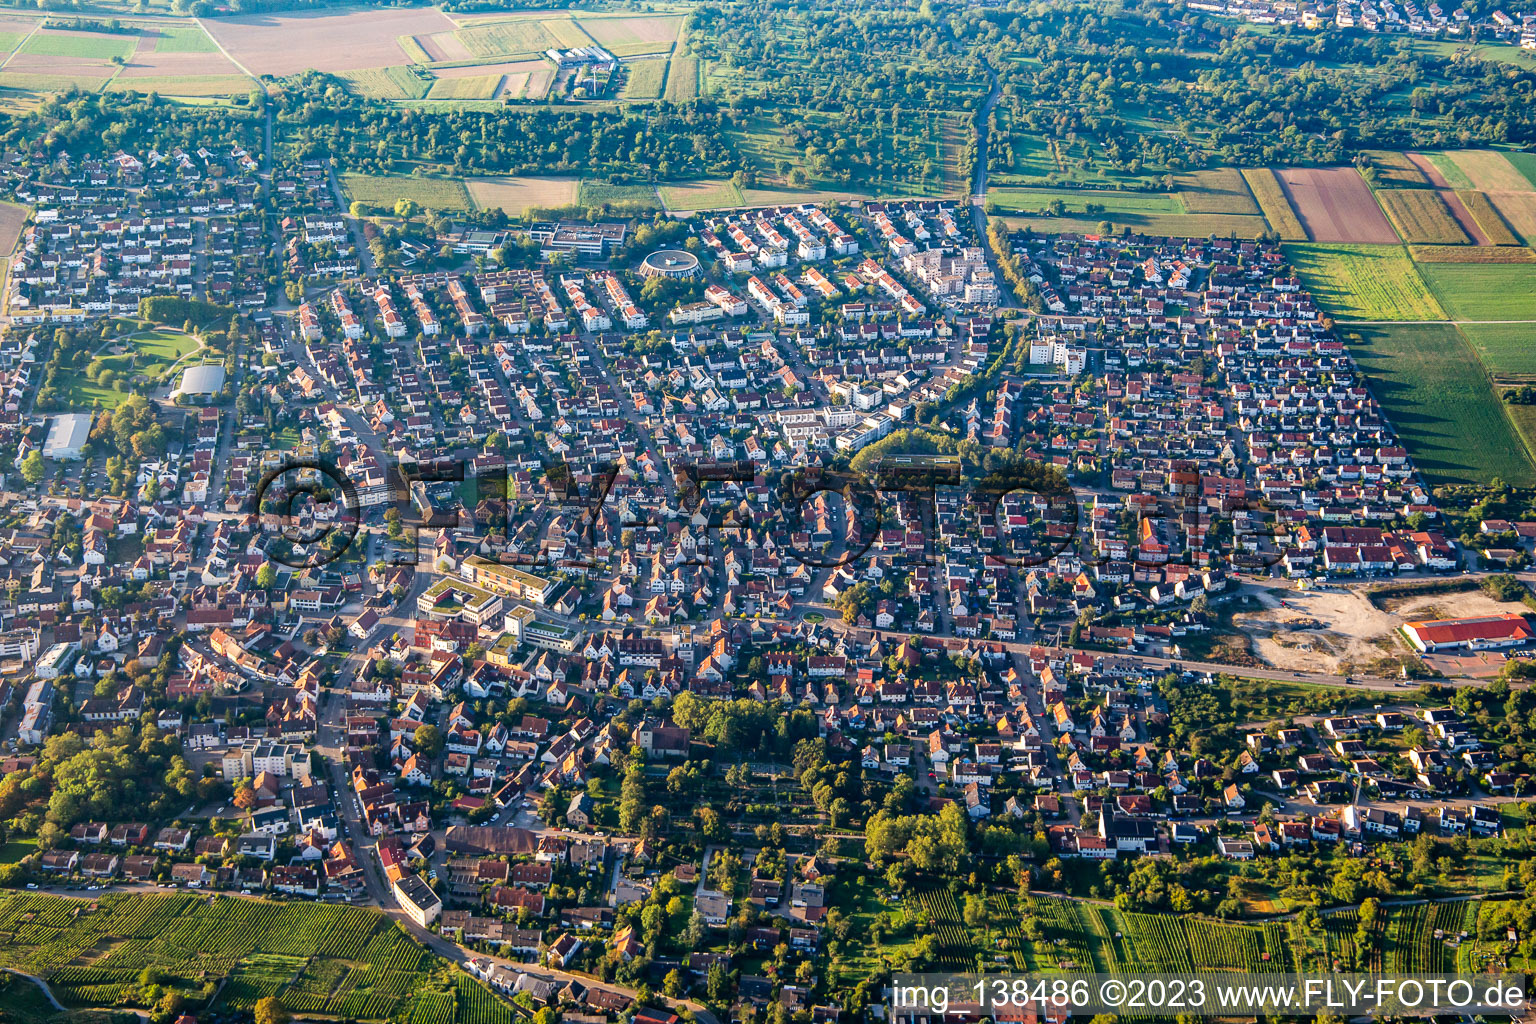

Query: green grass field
[622,58,666,99]
[1346,323,1535,486]
[425,74,502,100]
[335,66,431,100]
[659,179,744,210]
[1425,152,1476,190]
[1420,263,1536,321]
[20,30,133,60]
[1284,243,1445,320]
[1461,323,1536,377]
[108,75,255,97]
[152,25,218,52]
[1505,151,1536,191]
[575,178,659,208]
[342,172,472,211]
[989,187,1185,216]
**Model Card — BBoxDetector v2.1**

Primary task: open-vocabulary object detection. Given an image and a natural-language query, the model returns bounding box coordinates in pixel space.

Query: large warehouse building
[42,413,92,461]
[172,364,227,403]
[1402,613,1534,652]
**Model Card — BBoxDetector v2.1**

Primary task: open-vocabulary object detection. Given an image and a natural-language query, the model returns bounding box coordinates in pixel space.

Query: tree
[254,996,291,1024]
[232,784,256,810]
[395,198,419,220]
[414,724,444,758]
[255,563,277,589]
[20,451,44,486]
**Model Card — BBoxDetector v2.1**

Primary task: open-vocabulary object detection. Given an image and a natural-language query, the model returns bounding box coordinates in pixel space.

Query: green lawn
[1504,151,1536,191]
[988,187,1186,216]
[1344,323,1536,486]
[0,839,35,864]
[1284,243,1445,321]
[1419,263,1536,321]
[341,172,472,211]
[575,178,660,208]
[20,30,134,60]
[153,25,218,52]
[1461,322,1536,376]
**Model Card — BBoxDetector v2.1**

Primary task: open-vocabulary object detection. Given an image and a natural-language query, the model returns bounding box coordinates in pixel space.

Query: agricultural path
[2,968,64,1011]
[198,17,261,87]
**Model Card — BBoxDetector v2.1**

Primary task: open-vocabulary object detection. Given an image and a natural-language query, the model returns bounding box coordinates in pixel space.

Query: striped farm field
[1176,167,1261,215]
[1244,168,1307,239]
[336,66,431,100]
[426,73,501,99]
[1276,165,1400,243]
[107,74,256,96]
[0,891,515,1022]
[1487,191,1536,245]
[622,58,666,100]
[1365,150,1430,187]
[398,35,433,63]
[1285,243,1445,321]
[1457,190,1523,245]
[342,172,472,211]
[1409,244,1536,263]
[664,55,698,102]
[1375,188,1468,244]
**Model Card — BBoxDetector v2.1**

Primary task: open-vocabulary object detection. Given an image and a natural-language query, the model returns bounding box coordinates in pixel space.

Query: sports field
[1419,263,1536,321]
[342,172,472,211]
[465,175,577,213]
[1284,244,1444,321]
[1345,323,1536,487]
